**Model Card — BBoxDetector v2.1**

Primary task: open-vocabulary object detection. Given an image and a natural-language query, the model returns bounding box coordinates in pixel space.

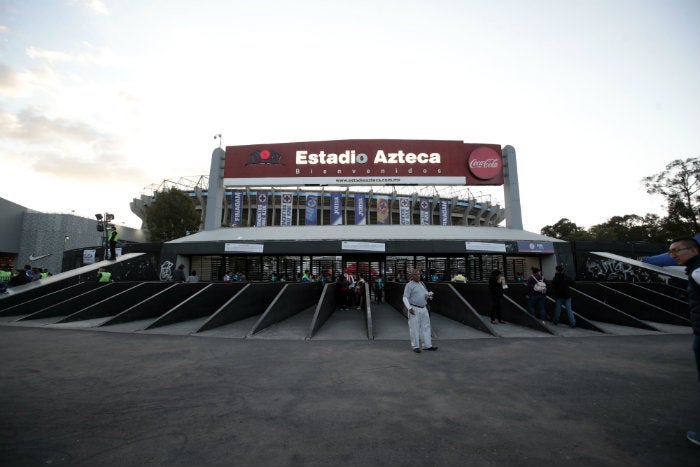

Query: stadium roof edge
[166,225,562,244]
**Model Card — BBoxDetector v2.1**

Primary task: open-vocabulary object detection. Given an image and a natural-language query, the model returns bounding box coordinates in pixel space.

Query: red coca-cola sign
[467,147,502,180]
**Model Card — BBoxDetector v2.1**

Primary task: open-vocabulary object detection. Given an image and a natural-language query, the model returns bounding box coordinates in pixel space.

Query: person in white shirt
[402,268,437,353]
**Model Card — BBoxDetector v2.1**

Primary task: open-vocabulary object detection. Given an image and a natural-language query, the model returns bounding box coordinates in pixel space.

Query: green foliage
[144,187,201,242]
[643,157,699,233]
[541,157,698,242]
[540,218,591,240]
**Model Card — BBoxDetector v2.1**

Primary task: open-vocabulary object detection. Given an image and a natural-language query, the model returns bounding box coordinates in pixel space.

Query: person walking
[668,236,700,447]
[402,268,437,353]
[551,265,577,327]
[488,269,506,324]
[527,266,547,323]
[373,275,384,304]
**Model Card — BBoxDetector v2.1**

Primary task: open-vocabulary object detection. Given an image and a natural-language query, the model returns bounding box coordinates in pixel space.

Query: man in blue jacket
[669,236,700,447]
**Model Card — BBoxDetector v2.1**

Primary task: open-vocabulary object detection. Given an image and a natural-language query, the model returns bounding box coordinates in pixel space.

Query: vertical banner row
[232,191,452,227]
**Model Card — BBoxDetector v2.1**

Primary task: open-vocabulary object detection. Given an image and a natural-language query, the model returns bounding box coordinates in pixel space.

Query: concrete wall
[0,198,27,255]
[1,197,148,275]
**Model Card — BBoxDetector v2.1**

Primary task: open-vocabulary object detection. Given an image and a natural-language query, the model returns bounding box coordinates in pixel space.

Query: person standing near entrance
[488,269,506,324]
[402,268,437,353]
[527,267,547,322]
[668,236,700,447]
[551,265,576,327]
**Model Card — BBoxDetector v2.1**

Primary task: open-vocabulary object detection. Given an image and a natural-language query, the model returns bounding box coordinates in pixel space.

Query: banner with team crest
[439,199,450,226]
[255,192,268,227]
[376,195,389,225]
[419,197,431,225]
[231,191,244,227]
[305,193,318,225]
[354,194,366,225]
[280,192,293,226]
[399,197,411,225]
[330,192,343,225]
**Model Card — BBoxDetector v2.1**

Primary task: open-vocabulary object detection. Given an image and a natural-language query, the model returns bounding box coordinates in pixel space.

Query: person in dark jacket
[488,269,506,324]
[551,265,576,327]
[669,236,700,447]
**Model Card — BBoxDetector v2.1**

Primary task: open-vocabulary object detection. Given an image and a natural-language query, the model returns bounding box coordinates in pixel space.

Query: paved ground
[1,326,699,466]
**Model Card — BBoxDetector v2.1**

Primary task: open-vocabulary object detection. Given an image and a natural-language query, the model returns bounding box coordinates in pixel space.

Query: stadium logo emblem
[246,149,284,166]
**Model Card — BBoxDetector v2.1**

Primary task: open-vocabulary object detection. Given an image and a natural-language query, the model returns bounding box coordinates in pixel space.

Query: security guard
[97,268,112,283]
[451,271,467,283]
[108,229,119,260]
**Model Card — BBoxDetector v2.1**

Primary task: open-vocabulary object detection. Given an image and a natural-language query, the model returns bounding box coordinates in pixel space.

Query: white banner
[225,243,264,253]
[281,192,293,226]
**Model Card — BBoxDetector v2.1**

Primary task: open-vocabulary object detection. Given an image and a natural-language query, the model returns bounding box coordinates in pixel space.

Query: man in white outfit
[402,268,438,353]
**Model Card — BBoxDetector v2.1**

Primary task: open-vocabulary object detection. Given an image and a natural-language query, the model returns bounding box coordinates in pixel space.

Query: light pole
[95,213,115,261]
[63,236,70,272]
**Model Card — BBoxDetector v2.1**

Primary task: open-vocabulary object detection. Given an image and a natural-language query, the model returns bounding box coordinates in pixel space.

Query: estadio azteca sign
[224,139,504,186]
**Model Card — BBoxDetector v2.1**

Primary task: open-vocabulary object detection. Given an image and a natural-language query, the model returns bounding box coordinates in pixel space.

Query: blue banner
[281,192,293,226]
[330,192,343,225]
[439,200,449,226]
[231,191,244,227]
[305,193,318,225]
[419,197,430,225]
[354,194,366,225]
[255,191,268,227]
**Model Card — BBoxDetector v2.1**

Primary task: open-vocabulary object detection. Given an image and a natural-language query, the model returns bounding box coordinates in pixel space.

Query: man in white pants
[402,268,438,353]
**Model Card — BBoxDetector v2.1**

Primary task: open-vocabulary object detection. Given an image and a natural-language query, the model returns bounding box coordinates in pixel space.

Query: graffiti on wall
[159,260,174,281]
[582,256,657,282]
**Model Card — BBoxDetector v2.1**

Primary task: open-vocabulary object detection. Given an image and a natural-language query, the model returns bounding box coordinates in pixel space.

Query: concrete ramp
[57,282,180,324]
[249,283,323,336]
[18,282,137,321]
[145,283,246,330]
[101,282,208,327]
[196,282,281,332]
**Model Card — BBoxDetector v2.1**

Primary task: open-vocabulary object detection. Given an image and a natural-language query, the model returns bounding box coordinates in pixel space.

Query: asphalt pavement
[1,326,699,466]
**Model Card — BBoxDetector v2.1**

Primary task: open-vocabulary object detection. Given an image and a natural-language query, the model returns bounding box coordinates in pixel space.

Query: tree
[540,218,591,240]
[588,214,665,242]
[643,157,700,235]
[144,187,201,242]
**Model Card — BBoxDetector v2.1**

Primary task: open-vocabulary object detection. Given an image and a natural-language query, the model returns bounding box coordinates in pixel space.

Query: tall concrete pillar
[502,145,523,230]
[204,147,225,231]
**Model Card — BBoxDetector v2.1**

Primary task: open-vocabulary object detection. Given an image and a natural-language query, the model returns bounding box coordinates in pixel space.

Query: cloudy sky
[1,0,698,233]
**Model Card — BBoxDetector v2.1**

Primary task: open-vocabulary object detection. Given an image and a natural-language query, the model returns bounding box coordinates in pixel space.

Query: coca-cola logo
[467,147,502,180]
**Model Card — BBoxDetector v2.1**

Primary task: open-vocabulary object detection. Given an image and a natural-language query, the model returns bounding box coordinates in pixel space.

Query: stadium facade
[129,140,570,283]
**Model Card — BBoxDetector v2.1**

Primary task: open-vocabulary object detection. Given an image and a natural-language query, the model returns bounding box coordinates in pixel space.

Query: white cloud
[70,0,109,16]
[26,42,120,67]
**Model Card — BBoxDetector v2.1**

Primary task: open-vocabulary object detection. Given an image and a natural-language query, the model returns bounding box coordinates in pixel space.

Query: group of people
[486,265,577,327]
[335,271,384,310]
[0,265,51,293]
[171,264,200,283]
